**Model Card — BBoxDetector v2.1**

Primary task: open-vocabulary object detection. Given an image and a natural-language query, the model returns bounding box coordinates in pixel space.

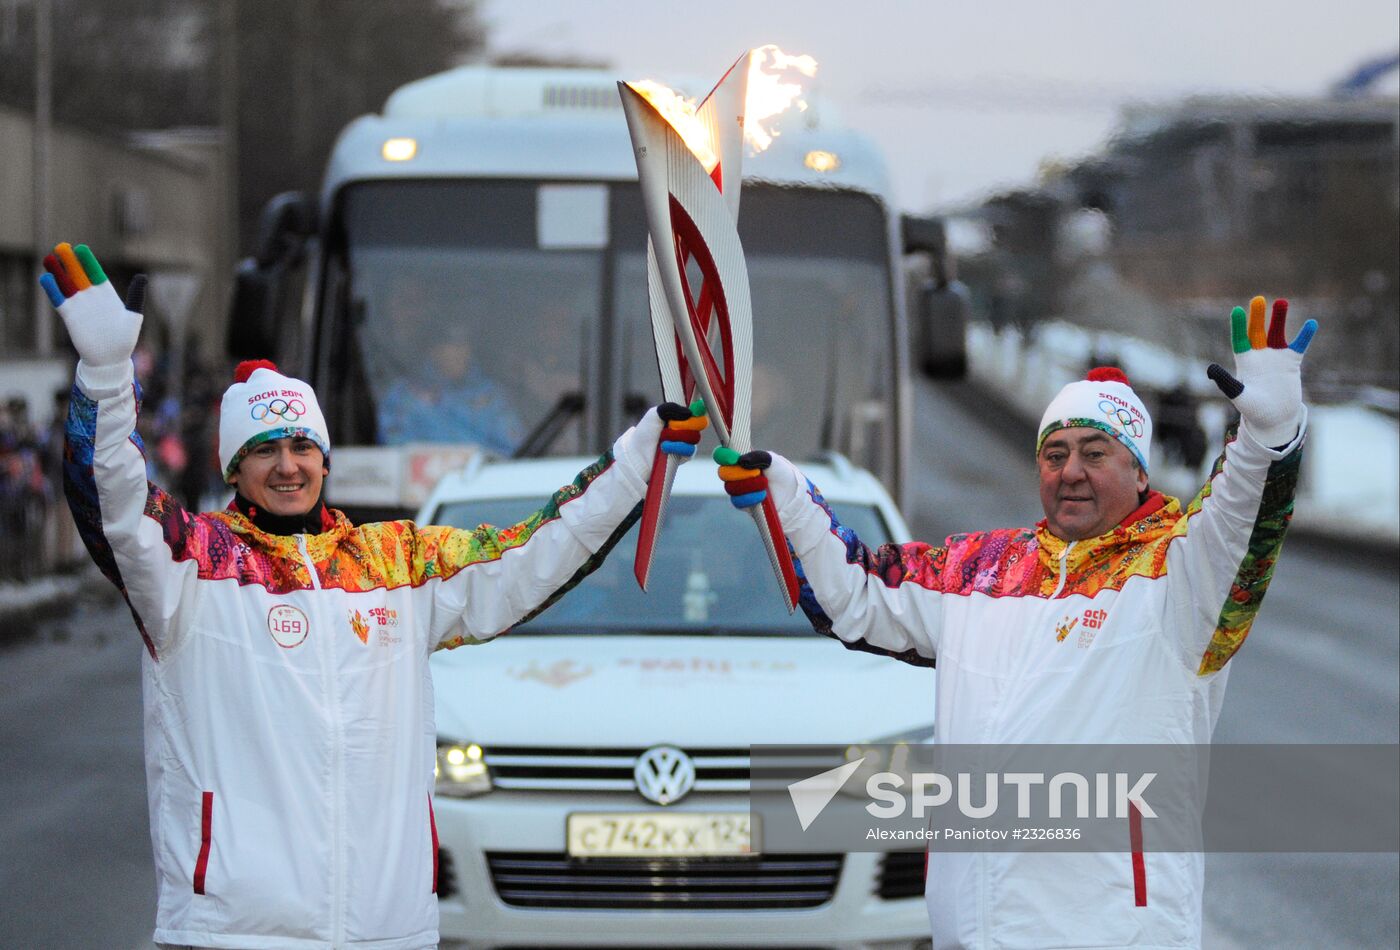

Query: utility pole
[218,0,239,359]
[31,0,52,355]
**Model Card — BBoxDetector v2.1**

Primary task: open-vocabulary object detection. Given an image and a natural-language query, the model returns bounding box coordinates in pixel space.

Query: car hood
[431,635,934,747]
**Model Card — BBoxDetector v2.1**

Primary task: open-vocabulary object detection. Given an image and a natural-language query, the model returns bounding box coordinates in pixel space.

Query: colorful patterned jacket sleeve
[64,363,203,659]
[768,454,941,667]
[422,411,659,650]
[1163,414,1306,675]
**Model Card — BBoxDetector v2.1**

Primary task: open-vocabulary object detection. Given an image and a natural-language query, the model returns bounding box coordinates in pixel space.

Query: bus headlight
[804,149,840,173]
[435,740,493,797]
[382,137,418,162]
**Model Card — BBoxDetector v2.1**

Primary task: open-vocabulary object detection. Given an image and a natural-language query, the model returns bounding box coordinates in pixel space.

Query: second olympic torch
[618,61,802,612]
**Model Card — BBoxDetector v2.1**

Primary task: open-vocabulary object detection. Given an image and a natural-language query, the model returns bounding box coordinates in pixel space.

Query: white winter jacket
[770,418,1306,950]
[64,363,658,949]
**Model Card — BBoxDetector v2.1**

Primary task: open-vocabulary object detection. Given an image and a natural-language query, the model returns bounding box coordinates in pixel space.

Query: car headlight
[841,723,936,797]
[435,740,493,797]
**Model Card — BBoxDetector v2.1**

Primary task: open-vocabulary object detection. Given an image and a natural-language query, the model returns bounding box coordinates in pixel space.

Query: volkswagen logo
[633,745,696,805]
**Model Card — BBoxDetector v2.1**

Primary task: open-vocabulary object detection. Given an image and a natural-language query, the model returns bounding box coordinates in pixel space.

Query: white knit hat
[218,360,331,483]
[1037,367,1153,471]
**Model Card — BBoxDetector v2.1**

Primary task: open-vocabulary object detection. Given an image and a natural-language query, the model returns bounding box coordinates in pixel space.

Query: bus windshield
[321,180,893,466]
[611,183,894,472]
[333,181,600,456]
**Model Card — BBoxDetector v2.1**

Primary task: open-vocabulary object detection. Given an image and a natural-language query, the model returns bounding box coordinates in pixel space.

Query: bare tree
[232,0,485,253]
[1,0,487,254]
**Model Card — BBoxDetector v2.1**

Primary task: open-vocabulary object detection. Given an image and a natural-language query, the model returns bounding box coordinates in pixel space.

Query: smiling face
[228,437,327,517]
[1037,428,1148,541]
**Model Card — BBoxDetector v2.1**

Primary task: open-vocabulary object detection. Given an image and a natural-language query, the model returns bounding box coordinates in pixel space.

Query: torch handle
[752,494,801,612]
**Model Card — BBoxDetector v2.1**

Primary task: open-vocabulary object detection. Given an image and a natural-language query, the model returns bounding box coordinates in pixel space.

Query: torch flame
[627,79,719,172]
[744,44,818,153]
[628,46,818,169]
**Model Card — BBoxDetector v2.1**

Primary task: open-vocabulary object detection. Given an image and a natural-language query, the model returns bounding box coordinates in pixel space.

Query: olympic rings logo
[250,398,308,425]
[1099,399,1144,439]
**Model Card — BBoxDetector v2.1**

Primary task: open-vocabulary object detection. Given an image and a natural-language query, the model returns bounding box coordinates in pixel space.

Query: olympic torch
[620,54,802,612]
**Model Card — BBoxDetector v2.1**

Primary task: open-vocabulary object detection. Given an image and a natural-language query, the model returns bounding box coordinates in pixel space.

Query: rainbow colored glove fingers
[1207,295,1317,446]
[40,242,107,301]
[658,398,708,459]
[715,446,771,509]
[38,242,146,368]
[1228,295,1316,356]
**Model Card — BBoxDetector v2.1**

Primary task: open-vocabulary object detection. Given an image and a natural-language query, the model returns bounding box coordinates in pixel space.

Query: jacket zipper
[1050,541,1075,598]
[297,534,346,947]
[971,540,1079,943]
[963,539,1082,943]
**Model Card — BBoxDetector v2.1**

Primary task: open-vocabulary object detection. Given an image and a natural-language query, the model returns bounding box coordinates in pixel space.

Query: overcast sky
[482,0,1400,211]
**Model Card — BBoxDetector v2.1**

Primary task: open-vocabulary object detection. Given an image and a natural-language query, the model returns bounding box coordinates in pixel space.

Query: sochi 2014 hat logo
[249,395,308,426]
[267,604,310,648]
[1098,396,1145,439]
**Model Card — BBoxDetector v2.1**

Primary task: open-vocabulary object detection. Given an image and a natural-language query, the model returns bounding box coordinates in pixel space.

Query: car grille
[486,851,843,909]
[435,847,458,898]
[485,745,750,793]
[877,850,926,900]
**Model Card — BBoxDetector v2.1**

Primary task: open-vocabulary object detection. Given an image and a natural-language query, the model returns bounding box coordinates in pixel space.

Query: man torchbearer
[719,297,1316,949]
[42,241,704,949]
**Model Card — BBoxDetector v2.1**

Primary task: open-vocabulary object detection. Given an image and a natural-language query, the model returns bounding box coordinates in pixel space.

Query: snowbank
[968,322,1399,546]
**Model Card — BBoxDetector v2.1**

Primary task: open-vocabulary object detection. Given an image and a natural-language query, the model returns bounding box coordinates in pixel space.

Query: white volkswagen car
[419,453,935,948]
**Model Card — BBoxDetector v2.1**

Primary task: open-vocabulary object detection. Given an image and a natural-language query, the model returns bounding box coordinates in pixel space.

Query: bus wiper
[513,391,585,458]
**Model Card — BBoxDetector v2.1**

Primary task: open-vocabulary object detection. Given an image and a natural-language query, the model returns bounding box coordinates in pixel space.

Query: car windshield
[431,493,892,635]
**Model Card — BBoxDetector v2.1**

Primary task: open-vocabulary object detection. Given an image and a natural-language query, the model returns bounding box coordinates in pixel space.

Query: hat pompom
[1086,366,1131,386]
[233,359,279,383]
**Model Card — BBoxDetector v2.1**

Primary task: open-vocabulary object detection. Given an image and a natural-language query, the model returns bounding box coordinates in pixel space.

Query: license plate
[566,812,756,857]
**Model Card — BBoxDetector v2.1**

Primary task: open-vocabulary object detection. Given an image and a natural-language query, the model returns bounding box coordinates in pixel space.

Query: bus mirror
[901,214,946,257]
[253,192,316,268]
[923,282,970,325]
[227,193,317,359]
[227,258,279,359]
[914,281,971,379]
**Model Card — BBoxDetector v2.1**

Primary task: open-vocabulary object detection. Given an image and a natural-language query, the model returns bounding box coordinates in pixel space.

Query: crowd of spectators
[0,393,54,581]
[0,344,224,582]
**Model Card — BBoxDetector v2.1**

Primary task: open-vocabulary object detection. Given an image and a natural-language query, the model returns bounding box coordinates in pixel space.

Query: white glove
[40,243,145,373]
[1206,296,1317,447]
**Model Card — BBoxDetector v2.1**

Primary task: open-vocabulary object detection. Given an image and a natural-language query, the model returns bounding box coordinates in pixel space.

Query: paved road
[0,590,154,950]
[1,375,1395,948]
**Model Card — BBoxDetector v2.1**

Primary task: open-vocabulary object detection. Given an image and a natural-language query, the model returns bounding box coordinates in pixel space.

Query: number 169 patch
[267,604,310,648]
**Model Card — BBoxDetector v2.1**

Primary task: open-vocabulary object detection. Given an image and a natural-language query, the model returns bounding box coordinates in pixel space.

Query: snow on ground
[0,572,87,624]
[968,321,1400,546]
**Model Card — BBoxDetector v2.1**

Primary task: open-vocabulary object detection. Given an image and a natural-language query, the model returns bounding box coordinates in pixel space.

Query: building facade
[1,105,231,416]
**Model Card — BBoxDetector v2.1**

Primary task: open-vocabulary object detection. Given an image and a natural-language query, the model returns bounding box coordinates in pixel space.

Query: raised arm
[424,403,707,649]
[44,243,201,659]
[1167,296,1316,674]
[717,450,941,667]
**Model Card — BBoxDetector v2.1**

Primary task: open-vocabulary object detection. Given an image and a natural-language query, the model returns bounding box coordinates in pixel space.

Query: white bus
[233,66,943,520]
